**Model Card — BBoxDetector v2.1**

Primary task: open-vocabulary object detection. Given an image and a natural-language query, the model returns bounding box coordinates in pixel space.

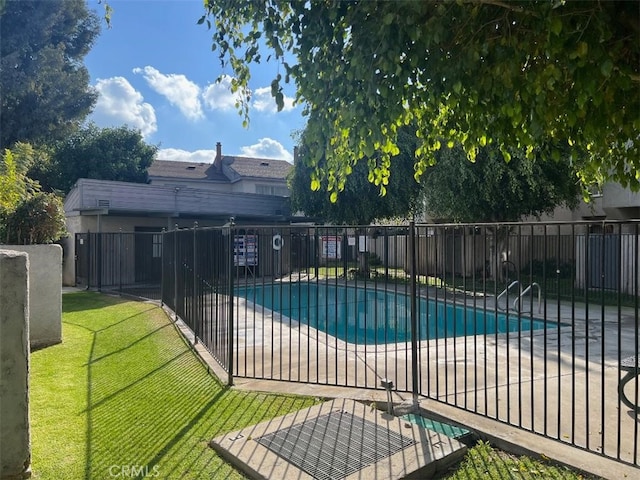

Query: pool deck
[67,285,639,478]
[172,284,640,480]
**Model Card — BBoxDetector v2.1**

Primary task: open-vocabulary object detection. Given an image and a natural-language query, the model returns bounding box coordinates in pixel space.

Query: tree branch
[471,0,538,17]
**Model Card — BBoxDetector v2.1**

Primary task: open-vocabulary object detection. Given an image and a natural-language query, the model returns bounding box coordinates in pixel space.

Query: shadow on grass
[62,291,132,313]
[72,293,315,480]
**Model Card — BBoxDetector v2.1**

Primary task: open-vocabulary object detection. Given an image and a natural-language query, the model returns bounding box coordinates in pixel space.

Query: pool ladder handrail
[497,280,542,313]
[514,282,542,313]
[497,280,520,311]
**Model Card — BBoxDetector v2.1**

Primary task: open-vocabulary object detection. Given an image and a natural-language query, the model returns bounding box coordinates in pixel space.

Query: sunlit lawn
[30,292,318,479]
[438,440,599,480]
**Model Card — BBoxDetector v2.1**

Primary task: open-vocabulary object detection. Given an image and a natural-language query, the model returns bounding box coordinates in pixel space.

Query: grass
[438,440,599,479]
[30,291,599,479]
[30,292,318,479]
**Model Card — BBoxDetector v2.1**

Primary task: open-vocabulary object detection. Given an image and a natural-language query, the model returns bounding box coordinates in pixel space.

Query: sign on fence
[234,235,258,266]
[321,235,341,259]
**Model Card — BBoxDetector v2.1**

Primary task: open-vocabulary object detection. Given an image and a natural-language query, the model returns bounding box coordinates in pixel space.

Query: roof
[147,160,227,181]
[224,156,293,180]
[148,156,293,182]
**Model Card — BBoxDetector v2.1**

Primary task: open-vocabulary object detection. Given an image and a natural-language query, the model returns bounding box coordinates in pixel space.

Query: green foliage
[203,0,639,195]
[421,145,581,223]
[290,124,424,224]
[524,259,574,279]
[0,144,42,213]
[36,124,158,193]
[0,150,25,215]
[0,145,67,244]
[363,251,382,267]
[3,192,67,244]
[0,0,100,149]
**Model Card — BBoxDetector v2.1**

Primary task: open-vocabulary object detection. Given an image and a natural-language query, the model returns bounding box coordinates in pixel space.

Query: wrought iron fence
[75,231,163,301]
[79,220,640,467]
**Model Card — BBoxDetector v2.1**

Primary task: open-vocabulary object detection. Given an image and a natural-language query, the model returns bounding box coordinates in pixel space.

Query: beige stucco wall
[2,244,62,349]
[0,250,31,479]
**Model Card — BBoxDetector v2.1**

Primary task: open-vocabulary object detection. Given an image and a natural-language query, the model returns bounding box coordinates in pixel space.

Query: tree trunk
[488,225,512,283]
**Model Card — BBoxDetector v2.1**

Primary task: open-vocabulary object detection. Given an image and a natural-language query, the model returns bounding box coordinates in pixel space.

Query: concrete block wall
[0,250,31,479]
[1,245,62,349]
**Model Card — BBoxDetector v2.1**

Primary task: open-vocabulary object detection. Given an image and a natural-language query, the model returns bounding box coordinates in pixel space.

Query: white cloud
[133,66,203,121]
[240,138,293,162]
[252,86,296,113]
[157,148,217,163]
[202,75,243,112]
[92,77,157,139]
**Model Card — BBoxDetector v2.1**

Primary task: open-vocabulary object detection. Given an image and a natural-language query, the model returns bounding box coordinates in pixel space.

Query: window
[256,184,289,196]
[152,234,162,258]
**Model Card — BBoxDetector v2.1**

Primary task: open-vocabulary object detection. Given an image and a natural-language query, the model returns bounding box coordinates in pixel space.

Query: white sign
[321,235,342,259]
[234,235,258,266]
[358,235,367,253]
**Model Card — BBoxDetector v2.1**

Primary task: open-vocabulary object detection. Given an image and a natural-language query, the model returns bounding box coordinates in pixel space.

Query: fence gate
[75,233,89,287]
[589,234,620,290]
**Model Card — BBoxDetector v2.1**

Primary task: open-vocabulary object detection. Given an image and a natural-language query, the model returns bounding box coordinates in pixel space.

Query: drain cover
[256,410,416,480]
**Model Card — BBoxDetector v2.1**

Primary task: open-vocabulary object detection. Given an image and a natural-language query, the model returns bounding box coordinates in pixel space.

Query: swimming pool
[236,283,557,345]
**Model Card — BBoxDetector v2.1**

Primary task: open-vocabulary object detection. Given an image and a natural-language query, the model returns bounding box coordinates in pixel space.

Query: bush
[363,251,383,267]
[524,259,574,279]
[4,192,67,244]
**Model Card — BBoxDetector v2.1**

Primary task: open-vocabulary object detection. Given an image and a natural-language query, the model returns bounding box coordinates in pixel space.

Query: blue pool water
[236,283,556,345]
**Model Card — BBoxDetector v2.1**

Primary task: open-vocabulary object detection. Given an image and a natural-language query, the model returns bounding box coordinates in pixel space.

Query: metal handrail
[514,282,542,313]
[497,280,520,311]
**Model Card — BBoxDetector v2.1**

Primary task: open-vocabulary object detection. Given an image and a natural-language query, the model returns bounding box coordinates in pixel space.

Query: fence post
[86,231,91,290]
[193,221,199,344]
[409,221,419,405]
[97,232,102,292]
[119,229,123,294]
[174,224,178,323]
[160,228,165,307]
[227,219,235,386]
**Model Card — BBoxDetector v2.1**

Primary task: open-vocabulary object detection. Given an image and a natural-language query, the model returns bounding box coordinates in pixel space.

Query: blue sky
[85,0,304,163]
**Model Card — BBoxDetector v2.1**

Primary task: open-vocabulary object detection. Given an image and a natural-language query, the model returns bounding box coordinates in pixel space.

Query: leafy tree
[0,145,67,244]
[422,145,581,223]
[35,125,158,193]
[4,192,67,245]
[0,0,100,149]
[421,144,581,280]
[290,125,424,224]
[202,0,639,194]
[0,145,40,216]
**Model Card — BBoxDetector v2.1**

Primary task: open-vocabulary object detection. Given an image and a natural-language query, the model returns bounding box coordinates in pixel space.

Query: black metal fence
[75,231,163,301]
[79,220,640,467]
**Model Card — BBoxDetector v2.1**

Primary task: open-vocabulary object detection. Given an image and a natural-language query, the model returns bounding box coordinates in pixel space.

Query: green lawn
[30,292,318,479]
[438,440,599,480]
[30,291,599,480]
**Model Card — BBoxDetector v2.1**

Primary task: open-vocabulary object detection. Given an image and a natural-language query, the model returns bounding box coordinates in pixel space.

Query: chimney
[214,142,222,170]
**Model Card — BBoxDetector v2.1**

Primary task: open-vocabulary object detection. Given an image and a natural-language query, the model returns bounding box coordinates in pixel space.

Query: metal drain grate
[256,410,416,480]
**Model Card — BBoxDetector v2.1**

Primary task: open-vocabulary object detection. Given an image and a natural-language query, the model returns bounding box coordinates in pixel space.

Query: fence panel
[81,220,639,468]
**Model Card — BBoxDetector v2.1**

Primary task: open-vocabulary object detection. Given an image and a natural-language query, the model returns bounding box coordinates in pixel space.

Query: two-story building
[62,143,297,285]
